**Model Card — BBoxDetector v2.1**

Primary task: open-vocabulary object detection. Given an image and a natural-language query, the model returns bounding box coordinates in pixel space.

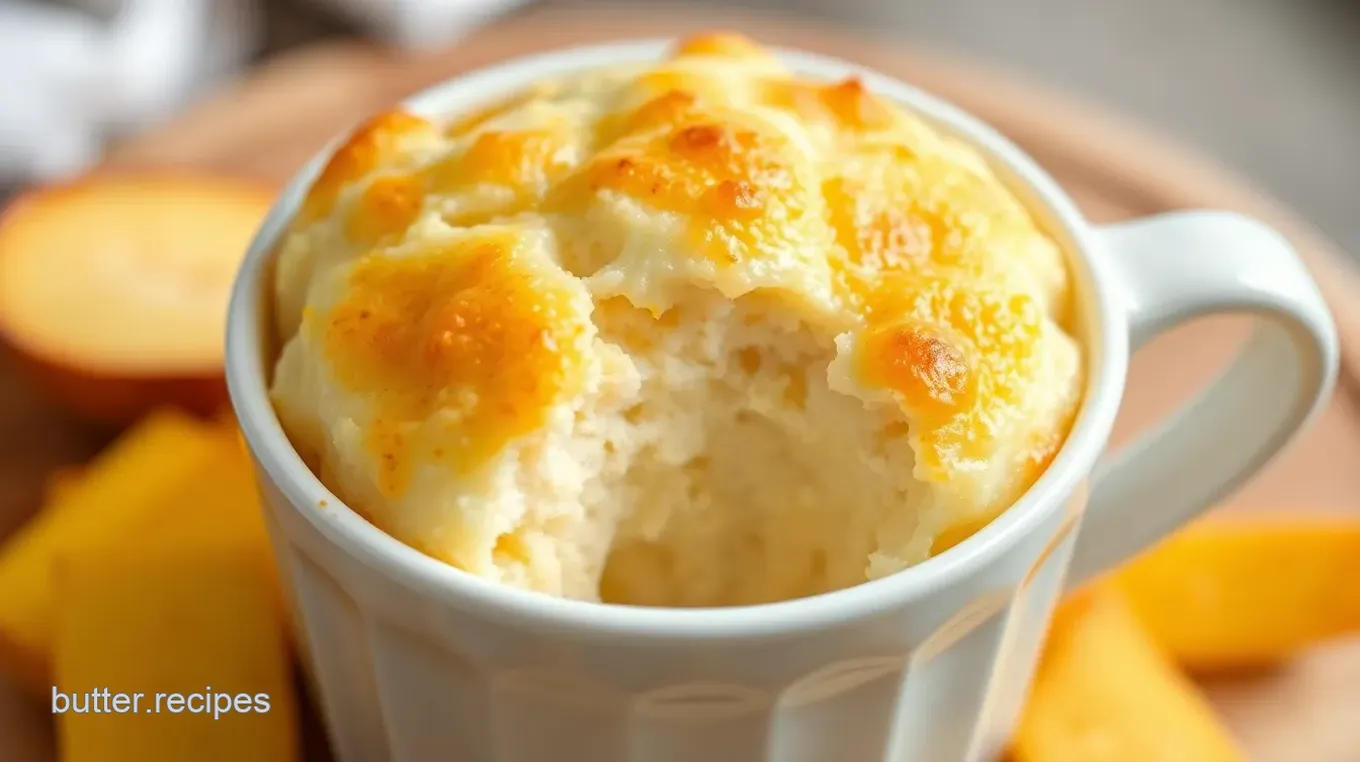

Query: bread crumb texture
[270,32,1084,606]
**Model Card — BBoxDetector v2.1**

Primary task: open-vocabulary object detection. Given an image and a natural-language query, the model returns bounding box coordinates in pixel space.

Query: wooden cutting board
[3,7,1359,761]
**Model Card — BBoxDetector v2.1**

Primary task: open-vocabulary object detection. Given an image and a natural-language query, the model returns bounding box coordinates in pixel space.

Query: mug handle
[1065,210,1339,589]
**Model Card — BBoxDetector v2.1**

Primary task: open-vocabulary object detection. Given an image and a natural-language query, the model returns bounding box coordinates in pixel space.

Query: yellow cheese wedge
[1118,518,1360,670]
[51,434,298,762]
[0,410,225,695]
[1013,586,1244,762]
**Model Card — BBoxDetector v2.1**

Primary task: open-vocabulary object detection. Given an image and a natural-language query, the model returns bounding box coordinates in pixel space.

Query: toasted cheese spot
[766,78,897,132]
[823,160,983,274]
[668,123,768,219]
[820,78,896,131]
[596,89,699,147]
[673,32,773,60]
[857,273,1044,475]
[634,71,730,108]
[323,234,588,495]
[430,127,577,195]
[588,113,816,266]
[827,145,1070,323]
[345,174,427,246]
[859,322,975,421]
[825,177,937,273]
[302,111,436,222]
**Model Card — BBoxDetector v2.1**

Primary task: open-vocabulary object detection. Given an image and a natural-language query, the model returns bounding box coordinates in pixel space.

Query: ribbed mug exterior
[255,467,1085,762]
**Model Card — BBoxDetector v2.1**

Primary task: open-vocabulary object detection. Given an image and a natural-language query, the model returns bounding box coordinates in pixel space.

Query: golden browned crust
[275,31,1082,536]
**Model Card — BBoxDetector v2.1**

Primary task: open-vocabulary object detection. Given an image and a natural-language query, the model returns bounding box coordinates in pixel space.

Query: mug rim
[225,38,1128,640]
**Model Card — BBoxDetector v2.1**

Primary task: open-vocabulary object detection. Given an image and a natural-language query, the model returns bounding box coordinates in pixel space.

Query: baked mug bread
[268,32,1084,607]
[228,29,1334,762]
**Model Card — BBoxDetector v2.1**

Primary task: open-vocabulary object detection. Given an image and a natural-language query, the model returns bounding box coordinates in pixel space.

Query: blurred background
[1,0,1357,257]
[3,2,1360,761]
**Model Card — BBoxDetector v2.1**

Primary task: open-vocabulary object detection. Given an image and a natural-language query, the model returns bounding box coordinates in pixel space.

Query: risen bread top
[270,33,1083,604]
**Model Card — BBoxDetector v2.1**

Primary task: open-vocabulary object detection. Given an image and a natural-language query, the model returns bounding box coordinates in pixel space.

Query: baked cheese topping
[270,32,1083,605]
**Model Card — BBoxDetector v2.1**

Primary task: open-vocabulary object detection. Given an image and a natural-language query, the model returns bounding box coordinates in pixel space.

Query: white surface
[224,40,1338,761]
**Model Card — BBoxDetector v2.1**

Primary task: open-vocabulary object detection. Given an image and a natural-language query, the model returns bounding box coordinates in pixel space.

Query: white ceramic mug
[225,41,1339,762]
